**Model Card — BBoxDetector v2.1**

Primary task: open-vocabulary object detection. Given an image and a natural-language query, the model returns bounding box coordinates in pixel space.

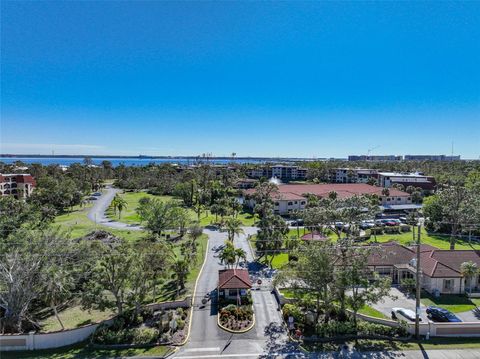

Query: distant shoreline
[0,154,322,161]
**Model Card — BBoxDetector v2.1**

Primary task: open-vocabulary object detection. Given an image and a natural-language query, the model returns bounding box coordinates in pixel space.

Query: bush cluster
[94,324,159,345]
[314,320,407,338]
[219,305,253,322]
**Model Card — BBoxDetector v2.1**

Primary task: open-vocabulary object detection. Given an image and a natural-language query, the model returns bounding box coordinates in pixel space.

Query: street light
[415,223,421,340]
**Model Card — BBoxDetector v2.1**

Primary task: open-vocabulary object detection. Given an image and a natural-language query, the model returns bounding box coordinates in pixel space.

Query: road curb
[217,312,256,334]
[175,233,210,347]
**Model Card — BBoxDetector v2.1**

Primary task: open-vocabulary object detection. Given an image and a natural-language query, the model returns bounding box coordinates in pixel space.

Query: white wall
[0,320,112,351]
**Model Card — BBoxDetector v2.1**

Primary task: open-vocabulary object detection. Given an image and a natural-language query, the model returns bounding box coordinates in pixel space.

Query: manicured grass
[357,305,388,319]
[369,227,480,250]
[40,305,114,332]
[0,343,172,359]
[54,203,145,242]
[421,292,480,313]
[106,191,257,227]
[105,191,169,224]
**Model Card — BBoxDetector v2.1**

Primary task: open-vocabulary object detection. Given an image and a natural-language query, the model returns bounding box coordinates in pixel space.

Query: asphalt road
[87,186,143,230]
[174,227,297,359]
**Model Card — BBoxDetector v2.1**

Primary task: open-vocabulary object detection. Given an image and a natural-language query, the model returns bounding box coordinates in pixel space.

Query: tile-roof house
[368,241,480,295]
[218,269,252,299]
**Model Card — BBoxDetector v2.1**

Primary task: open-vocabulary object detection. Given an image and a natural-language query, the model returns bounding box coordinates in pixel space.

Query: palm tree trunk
[52,302,65,330]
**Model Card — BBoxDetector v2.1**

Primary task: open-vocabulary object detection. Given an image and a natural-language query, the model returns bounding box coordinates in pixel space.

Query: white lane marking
[184,347,221,352]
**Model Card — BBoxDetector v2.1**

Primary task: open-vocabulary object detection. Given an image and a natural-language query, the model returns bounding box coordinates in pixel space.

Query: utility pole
[415,223,421,340]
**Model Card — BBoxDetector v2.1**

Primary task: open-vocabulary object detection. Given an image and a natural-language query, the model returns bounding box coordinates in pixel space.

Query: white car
[391,307,421,322]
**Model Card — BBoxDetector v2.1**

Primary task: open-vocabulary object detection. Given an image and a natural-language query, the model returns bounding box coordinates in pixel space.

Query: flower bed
[93,307,188,346]
[218,304,254,332]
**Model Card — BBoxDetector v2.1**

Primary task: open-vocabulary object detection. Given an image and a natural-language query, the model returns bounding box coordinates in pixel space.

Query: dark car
[426,306,462,322]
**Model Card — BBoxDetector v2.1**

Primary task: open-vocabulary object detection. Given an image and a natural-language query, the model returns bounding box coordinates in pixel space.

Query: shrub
[315,321,356,337]
[400,277,416,294]
[384,226,400,234]
[400,224,411,232]
[176,318,185,330]
[315,320,407,338]
[176,308,184,316]
[131,327,159,345]
[357,321,408,337]
[283,304,303,323]
[370,227,384,235]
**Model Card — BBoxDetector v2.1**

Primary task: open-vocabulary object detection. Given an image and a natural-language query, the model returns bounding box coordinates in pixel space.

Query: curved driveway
[87,186,143,231]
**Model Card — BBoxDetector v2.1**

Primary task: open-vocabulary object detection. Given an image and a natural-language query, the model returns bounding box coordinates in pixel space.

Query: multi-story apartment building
[377,172,436,192]
[348,155,403,161]
[0,174,36,199]
[246,165,307,181]
[404,155,461,161]
[330,168,378,183]
[329,168,436,192]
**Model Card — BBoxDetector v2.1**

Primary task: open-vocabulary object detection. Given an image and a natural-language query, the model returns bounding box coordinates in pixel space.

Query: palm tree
[460,261,478,294]
[219,241,236,268]
[234,248,247,268]
[171,259,190,296]
[111,194,128,219]
[224,217,244,241]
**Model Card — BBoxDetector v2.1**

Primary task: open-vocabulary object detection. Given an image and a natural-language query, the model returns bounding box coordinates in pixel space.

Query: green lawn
[106,190,257,226]
[54,203,145,242]
[357,305,388,319]
[421,292,480,313]
[369,227,480,250]
[1,343,172,359]
[40,305,114,332]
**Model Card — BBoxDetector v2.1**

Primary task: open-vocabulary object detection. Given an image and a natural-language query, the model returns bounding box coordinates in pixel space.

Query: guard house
[218,269,252,299]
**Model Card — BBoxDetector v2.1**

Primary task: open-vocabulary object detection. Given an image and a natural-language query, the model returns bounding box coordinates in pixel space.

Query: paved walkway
[87,186,143,231]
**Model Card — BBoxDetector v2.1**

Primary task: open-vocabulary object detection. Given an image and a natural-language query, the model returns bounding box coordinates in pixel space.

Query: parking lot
[372,287,480,323]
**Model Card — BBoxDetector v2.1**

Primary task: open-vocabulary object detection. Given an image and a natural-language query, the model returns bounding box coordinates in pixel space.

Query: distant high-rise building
[348,155,402,161]
[404,155,461,161]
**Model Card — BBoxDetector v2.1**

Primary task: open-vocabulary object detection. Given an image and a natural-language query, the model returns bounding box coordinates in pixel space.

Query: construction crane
[367,145,380,158]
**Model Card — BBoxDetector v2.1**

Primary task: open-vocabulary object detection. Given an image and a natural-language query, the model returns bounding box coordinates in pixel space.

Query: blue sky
[1,2,479,158]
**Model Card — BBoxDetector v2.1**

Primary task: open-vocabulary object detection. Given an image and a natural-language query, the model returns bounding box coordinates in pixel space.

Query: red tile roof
[368,242,480,278]
[367,241,415,266]
[218,269,252,289]
[245,183,410,200]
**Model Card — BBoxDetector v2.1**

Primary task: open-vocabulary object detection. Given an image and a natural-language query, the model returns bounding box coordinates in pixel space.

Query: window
[275,202,279,206]
[294,201,298,204]
[443,279,454,292]
[387,198,391,201]
[301,201,306,205]
[288,202,293,205]
[397,197,401,201]
[377,268,392,276]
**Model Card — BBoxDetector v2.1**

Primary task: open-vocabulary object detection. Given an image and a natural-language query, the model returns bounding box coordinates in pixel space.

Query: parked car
[377,219,398,226]
[399,216,407,223]
[290,219,304,226]
[334,222,350,230]
[92,192,102,196]
[391,307,421,322]
[426,306,462,322]
[360,220,376,229]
